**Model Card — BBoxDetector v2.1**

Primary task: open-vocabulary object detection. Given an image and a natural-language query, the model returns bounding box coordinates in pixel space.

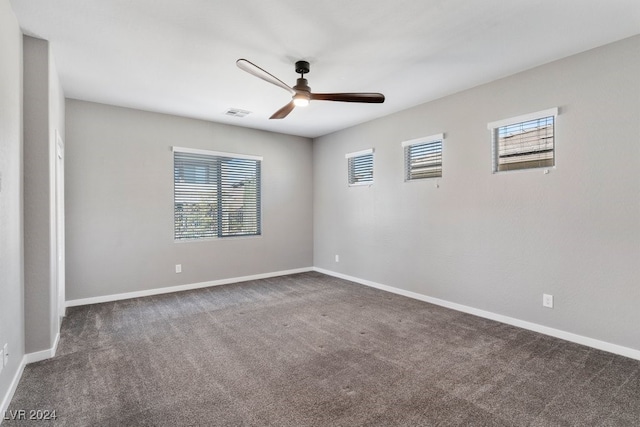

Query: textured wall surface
[23,36,65,354]
[313,36,640,351]
[23,36,51,353]
[0,0,24,409]
[65,100,314,300]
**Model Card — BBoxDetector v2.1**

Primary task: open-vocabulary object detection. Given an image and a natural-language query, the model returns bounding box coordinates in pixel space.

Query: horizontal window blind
[404,139,443,180]
[219,157,261,237]
[490,111,556,172]
[346,149,374,185]
[174,149,261,240]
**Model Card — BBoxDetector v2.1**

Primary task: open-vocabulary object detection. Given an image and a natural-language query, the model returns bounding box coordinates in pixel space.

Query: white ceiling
[9,0,640,138]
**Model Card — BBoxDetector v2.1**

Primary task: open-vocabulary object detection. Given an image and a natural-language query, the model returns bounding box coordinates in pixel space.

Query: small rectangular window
[402,134,444,181]
[488,108,558,172]
[346,149,374,186]
[173,147,262,240]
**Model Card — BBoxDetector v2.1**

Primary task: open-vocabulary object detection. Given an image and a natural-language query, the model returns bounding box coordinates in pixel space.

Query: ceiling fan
[236,59,385,119]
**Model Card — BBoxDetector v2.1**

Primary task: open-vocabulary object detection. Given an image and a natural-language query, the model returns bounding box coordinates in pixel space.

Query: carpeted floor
[4,272,640,426]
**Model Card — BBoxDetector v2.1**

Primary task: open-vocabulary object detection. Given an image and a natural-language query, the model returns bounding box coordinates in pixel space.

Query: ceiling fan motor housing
[294,78,311,92]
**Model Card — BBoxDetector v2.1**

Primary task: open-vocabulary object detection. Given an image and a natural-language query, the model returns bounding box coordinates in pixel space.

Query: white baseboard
[313,267,640,361]
[23,332,60,365]
[66,267,314,308]
[1,334,61,424]
[0,356,26,426]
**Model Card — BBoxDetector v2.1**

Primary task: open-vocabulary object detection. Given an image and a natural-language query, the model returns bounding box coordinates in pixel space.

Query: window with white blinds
[488,108,557,172]
[402,134,443,181]
[173,147,261,240]
[346,149,374,186]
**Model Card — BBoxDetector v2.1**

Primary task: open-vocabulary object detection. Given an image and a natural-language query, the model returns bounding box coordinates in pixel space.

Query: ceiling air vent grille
[224,108,251,118]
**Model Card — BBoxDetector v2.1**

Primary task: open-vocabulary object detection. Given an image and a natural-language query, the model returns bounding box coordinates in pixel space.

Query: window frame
[487,108,558,173]
[345,148,374,187]
[173,146,262,242]
[402,133,444,181]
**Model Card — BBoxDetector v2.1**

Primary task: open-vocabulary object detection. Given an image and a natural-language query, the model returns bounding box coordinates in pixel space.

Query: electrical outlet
[335,255,340,263]
[3,343,8,367]
[543,294,553,308]
[175,264,182,274]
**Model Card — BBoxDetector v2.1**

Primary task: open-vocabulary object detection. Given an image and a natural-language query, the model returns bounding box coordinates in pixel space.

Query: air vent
[224,108,251,118]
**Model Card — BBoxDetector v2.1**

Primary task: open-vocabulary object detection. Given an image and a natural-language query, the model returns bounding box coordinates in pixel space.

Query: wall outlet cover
[543,294,554,308]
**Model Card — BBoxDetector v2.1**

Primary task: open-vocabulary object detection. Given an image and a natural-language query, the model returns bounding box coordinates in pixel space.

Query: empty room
[1,0,639,425]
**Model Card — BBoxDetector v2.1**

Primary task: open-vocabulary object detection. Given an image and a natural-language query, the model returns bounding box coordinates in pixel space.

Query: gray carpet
[5,272,640,426]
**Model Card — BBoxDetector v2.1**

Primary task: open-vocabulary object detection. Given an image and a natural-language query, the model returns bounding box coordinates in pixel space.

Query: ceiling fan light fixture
[293,93,310,107]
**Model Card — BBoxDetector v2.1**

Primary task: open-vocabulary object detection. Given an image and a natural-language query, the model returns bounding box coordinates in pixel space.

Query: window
[488,108,558,172]
[402,134,444,180]
[346,149,374,186]
[173,147,261,240]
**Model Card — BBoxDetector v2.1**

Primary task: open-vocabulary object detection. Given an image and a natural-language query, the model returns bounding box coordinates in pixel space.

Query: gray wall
[23,36,65,354]
[0,0,24,407]
[314,35,640,351]
[65,100,313,300]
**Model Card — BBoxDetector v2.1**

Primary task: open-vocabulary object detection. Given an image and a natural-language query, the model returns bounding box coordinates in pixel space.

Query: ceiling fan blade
[311,93,385,103]
[236,59,295,95]
[270,101,296,119]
